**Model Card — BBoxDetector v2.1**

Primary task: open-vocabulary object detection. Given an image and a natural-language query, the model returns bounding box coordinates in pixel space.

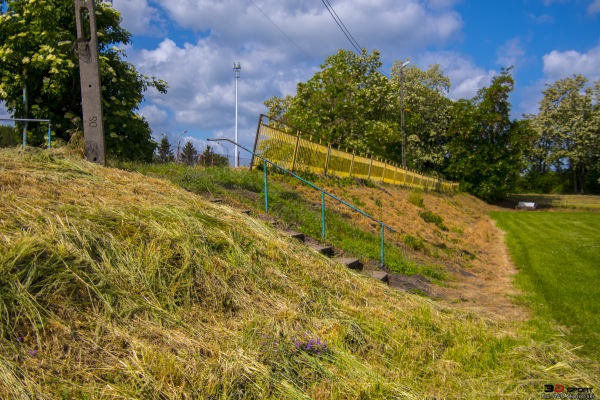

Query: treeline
[155,138,228,167]
[264,50,600,201]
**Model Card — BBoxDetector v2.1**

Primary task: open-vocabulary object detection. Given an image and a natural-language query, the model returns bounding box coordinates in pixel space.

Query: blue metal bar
[263,159,268,213]
[380,222,385,268]
[321,191,325,240]
[0,118,52,149]
[208,138,395,266]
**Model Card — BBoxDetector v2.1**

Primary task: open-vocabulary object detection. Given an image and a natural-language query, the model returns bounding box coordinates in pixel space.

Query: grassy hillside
[0,148,597,399]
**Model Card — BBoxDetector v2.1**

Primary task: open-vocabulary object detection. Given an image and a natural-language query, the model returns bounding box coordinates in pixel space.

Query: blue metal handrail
[208,138,395,267]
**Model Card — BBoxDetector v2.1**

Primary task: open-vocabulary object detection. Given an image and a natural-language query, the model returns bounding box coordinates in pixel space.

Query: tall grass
[119,162,441,278]
[0,149,597,398]
[491,211,600,362]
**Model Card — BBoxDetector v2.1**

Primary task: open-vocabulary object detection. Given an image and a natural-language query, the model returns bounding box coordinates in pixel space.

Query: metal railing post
[321,192,326,240]
[264,159,269,213]
[208,138,396,270]
[380,222,385,267]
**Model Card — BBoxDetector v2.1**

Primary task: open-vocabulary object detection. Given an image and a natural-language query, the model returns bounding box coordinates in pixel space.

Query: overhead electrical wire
[247,0,319,65]
[320,0,390,79]
[247,0,392,80]
[321,0,362,54]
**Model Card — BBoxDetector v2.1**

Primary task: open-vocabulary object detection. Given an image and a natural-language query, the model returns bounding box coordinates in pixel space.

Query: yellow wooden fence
[250,115,459,193]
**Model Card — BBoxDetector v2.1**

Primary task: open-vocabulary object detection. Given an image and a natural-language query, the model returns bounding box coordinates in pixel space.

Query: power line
[321,0,362,54]
[247,0,319,65]
[319,0,390,79]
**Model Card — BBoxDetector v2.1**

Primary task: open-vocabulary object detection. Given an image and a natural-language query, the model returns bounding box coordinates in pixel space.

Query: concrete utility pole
[74,0,106,165]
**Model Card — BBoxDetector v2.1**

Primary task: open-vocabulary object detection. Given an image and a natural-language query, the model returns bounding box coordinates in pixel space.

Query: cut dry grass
[0,148,598,398]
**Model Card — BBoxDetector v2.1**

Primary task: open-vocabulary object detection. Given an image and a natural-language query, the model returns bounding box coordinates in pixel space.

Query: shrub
[403,234,425,251]
[409,190,424,207]
[419,211,447,231]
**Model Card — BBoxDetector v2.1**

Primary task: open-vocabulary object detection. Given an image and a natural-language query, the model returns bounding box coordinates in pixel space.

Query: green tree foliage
[199,145,228,167]
[264,49,395,155]
[446,68,528,202]
[179,141,198,166]
[530,75,599,193]
[0,124,19,147]
[156,136,174,163]
[390,63,452,172]
[0,0,167,160]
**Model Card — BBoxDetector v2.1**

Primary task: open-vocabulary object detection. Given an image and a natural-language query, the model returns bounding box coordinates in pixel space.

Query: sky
[2,0,600,159]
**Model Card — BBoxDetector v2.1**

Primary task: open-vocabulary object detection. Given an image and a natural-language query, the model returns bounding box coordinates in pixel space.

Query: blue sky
[3,0,600,158]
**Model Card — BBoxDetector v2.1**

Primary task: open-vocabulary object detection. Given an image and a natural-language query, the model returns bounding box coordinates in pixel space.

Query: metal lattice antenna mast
[234,62,241,167]
[74,0,106,165]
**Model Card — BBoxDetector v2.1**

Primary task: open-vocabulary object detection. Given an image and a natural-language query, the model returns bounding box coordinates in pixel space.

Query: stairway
[213,198,390,284]
[283,229,390,284]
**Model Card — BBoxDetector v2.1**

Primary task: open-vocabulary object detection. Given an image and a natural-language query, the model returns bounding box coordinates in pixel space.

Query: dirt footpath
[429,218,530,321]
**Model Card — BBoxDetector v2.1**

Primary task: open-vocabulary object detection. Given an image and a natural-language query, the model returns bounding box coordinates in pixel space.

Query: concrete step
[367,270,389,284]
[334,257,363,271]
[283,230,305,242]
[309,243,334,257]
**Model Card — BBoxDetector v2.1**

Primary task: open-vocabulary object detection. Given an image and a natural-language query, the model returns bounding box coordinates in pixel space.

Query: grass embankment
[120,162,492,282]
[0,148,597,398]
[490,211,600,362]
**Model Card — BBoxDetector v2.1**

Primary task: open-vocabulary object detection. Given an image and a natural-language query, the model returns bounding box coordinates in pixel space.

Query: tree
[199,145,228,167]
[0,124,19,147]
[0,0,167,160]
[264,49,396,155]
[533,75,599,193]
[179,141,198,166]
[390,63,452,173]
[156,136,174,163]
[446,68,528,202]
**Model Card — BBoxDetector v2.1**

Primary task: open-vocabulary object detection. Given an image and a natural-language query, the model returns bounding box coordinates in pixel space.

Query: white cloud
[150,0,462,60]
[496,38,526,69]
[139,104,168,128]
[418,51,495,100]
[111,0,465,148]
[588,0,600,15]
[127,36,314,145]
[542,43,600,81]
[112,0,164,36]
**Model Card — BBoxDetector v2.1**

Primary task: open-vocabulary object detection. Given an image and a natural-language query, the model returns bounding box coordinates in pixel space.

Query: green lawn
[490,211,600,361]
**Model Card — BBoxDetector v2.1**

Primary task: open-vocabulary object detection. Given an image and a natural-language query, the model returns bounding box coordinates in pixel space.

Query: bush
[403,234,425,251]
[409,190,424,207]
[419,211,447,231]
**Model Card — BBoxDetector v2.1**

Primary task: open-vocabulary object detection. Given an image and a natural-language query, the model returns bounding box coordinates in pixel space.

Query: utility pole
[234,62,241,167]
[74,0,106,165]
[399,60,410,169]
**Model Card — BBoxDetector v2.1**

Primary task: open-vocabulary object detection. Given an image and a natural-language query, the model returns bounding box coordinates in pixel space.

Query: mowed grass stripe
[490,211,600,361]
